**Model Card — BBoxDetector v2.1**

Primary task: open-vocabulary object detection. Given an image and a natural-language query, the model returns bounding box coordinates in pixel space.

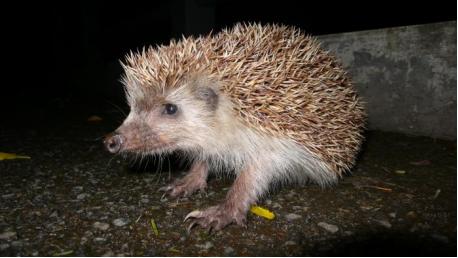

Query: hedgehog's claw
[184,205,246,232]
[186,221,198,234]
[184,210,203,222]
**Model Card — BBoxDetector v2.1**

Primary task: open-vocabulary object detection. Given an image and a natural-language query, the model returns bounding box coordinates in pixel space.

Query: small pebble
[11,240,23,248]
[72,186,83,192]
[389,212,396,218]
[224,246,235,255]
[272,202,282,209]
[33,167,43,175]
[94,237,106,243]
[0,243,10,251]
[49,211,58,218]
[144,249,156,256]
[204,241,214,249]
[102,250,114,257]
[339,208,350,213]
[196,241,213,250]
[142,178,154,184]
[2,193,15,199]
[93,222,110,231]
[409,224,419,232]
[406,211,417,219]
[375,220,392,228]
[0,231,16,240]
[112,218,129,227]
[317,222,339,233]
[141,198,150,204]
[285,213,302,221]
[284,240,297,246]
[121,243,129,250]
[431,233,449,243]
[77,193,89,200]
[80,237,88,245]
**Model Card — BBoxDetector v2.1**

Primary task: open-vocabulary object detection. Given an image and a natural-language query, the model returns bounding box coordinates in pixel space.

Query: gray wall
[319,21,456,140]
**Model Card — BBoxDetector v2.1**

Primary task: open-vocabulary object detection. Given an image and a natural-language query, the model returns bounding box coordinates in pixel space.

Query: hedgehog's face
[104,77,220,155]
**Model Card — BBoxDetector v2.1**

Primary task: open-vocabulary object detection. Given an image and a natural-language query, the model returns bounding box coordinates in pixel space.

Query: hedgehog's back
[207,23,365,174]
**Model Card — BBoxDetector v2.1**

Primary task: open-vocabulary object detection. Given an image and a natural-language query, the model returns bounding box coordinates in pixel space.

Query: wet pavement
[0,104,456,256]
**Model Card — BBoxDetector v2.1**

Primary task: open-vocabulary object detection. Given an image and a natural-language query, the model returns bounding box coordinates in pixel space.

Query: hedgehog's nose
[104,133,124,153]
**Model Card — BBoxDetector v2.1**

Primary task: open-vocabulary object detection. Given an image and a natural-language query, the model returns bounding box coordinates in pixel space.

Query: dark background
[1,0,456,117]
[0,2,455,256]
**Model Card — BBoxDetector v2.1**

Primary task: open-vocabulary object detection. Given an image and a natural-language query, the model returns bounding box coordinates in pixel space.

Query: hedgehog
[104,23,365,231]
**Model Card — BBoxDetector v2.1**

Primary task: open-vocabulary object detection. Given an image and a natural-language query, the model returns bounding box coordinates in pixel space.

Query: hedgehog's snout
[104,133,124,154]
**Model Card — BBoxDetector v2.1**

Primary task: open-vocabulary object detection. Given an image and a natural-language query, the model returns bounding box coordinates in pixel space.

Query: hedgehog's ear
[195,86,219,111]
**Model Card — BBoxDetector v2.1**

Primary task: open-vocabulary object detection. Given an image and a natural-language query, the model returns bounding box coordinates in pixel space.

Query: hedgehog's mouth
[120,133,176,153]
[122,141,175,155]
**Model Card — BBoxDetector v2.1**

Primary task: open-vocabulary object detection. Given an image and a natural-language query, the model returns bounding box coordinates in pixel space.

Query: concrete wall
[319,21,456,140]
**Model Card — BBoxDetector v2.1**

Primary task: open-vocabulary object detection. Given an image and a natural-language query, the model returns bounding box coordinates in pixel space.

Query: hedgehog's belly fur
[189,98,339,187]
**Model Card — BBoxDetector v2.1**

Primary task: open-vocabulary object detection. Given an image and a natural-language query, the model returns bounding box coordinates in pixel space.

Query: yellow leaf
[0,152,31,160]
[150,218,159,236]
[250,205,275,220]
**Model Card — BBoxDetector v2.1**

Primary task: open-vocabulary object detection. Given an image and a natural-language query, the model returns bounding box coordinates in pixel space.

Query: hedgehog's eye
[163,103,178,115]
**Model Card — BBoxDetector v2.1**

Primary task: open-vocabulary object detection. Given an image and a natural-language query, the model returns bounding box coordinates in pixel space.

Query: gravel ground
[0,106,456,256]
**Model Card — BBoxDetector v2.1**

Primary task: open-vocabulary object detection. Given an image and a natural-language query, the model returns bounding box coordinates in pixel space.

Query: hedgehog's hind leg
[184,164,261,231]
[160,161,208,198]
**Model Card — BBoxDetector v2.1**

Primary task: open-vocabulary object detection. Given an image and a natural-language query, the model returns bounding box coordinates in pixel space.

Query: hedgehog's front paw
[159,175,207,198]
[184,204,247,232]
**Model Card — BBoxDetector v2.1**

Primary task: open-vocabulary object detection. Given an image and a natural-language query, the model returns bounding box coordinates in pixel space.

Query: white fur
[170,90,338,198]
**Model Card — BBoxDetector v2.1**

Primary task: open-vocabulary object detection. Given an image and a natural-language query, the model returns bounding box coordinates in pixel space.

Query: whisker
[104,99,128,117]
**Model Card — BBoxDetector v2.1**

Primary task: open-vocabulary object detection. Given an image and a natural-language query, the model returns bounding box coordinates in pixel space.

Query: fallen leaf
[150,218,159,236]
[250,205,275,220]
[0,152,31,160]
[87,115,103,122]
